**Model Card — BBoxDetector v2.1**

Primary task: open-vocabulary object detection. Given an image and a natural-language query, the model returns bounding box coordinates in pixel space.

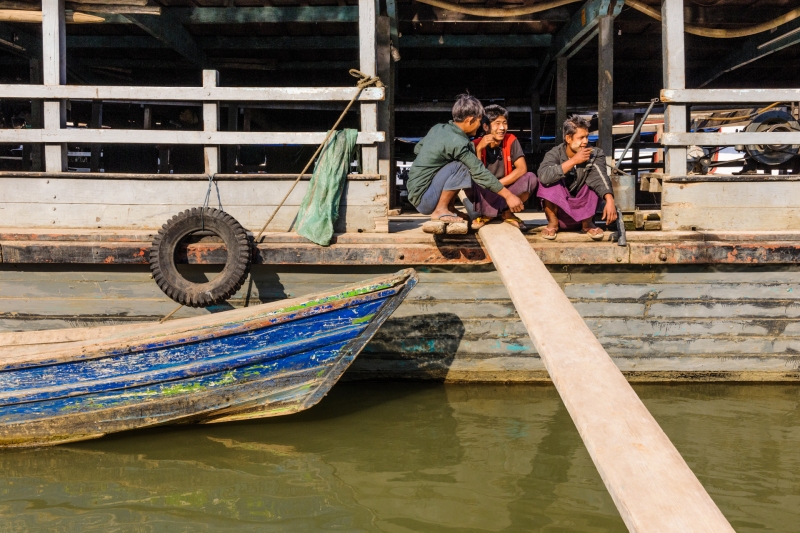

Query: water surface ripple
[0,383,798,532]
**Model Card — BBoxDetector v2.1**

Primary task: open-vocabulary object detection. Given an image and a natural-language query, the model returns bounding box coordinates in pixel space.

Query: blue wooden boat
[0,269,417,447]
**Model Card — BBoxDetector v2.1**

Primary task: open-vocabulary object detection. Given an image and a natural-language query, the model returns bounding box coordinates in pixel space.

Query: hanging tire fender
[149,207,251,308]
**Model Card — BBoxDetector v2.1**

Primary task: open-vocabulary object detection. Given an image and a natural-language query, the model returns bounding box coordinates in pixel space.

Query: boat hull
[0,269,417,447]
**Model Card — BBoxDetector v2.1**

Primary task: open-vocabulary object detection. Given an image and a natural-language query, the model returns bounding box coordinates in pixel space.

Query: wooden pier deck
[1,213,800,267]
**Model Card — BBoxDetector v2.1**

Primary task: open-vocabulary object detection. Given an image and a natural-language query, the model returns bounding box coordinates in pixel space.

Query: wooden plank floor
[2,213,800,265]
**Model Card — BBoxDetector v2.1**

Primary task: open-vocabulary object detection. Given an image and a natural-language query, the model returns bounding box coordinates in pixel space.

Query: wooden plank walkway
[479,222,735,532]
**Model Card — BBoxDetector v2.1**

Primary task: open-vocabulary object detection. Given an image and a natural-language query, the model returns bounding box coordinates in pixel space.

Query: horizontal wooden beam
[175,6,358,24]
[0,21,41,59]
[695,17,800,88]
[661,88,800,104]
[0,84,385,101]
[1,232,799,265]
[0,129,385,145]
[124,12,207,67]
[532,0,624,90]
[0,172,383,180]
[65,33,551,49]
[661,132,800,146]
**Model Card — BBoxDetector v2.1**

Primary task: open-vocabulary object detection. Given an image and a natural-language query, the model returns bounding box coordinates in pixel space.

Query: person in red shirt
[468,105,538,231]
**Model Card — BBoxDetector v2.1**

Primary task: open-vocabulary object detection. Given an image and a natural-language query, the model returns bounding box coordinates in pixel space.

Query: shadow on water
[1,384,799,532]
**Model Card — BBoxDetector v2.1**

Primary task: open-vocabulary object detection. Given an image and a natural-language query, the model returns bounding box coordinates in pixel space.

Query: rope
[415,0,800,39]
[626,0,800,39]
[160,304,183,323]
[253,69,382,243]
[702,102,781,122]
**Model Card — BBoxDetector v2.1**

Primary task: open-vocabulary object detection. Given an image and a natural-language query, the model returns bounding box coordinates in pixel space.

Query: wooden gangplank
[479,222,735,533]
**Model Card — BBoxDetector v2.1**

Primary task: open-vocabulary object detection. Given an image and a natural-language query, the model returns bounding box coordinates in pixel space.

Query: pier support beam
[42,0,67,172]
[555,57,567,138]
[530,91,541,153]
[203,70,220,176]
[662,0,687,177]
[478,221,734,533]
[597,15,614,165]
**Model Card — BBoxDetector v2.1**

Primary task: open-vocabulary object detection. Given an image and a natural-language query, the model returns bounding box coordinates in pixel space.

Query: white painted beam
[203,70,219,176]
[359,0,378,175]
[0,84,385,101]
[42,0,67,172]
[0,129,385,145]
[662,88,800,104]
[661,132,800,146]
[661,0,686,177]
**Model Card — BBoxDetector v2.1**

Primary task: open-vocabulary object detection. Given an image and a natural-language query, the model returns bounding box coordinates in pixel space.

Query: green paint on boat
[351,314,375,325]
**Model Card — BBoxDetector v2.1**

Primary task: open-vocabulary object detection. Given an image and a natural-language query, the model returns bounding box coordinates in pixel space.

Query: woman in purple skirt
[537,116,618,240]
[467,105,539,232]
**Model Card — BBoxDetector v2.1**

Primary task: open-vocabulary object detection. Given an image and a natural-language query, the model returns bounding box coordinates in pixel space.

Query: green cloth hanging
[295,129,359,246]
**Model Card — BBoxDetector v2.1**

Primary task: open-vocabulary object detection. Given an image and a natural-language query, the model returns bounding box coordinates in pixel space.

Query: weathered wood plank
[0,84,385,102]
[661,207,800,231]
[661,132,800,146]
[0,129,385,145]
[663,181,800,208]
[661,88,800,104]
[477,222,735,532]
[0,178,386,206]
[0,204,388,232]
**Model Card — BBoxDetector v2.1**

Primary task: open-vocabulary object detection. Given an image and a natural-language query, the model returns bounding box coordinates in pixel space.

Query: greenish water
[1,383,799,532]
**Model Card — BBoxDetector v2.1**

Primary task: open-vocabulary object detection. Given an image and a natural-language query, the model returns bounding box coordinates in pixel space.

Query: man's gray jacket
[538,143,613,198]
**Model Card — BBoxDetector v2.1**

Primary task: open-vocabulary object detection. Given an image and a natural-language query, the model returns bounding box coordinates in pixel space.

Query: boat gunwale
[0,269,415,371]
[0,269,413,348]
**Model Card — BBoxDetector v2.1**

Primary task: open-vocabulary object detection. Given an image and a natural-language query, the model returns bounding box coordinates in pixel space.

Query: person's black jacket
[538,143,613,198]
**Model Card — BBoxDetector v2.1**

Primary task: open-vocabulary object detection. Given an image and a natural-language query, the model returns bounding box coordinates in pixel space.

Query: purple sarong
[537,181,598,230]
[467,172,538,218]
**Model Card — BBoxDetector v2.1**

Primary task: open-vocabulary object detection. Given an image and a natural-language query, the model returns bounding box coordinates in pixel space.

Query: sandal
[422,212,468,235]
[502,214,528,232]
[471,215,493,231]
[541,226,558,240]
[581,227,605,241]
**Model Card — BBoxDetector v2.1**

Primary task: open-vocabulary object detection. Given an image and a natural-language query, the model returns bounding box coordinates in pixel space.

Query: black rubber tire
[149,207,251,308]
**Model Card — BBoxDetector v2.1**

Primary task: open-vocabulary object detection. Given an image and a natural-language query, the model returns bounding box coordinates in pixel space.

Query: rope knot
[349,69,384,89]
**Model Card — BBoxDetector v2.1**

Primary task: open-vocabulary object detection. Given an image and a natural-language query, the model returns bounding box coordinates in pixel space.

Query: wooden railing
[660,88,800,148]
[0,71,386,175]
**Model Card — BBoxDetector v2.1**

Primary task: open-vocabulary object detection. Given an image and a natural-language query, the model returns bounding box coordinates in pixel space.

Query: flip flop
[581,227,605,241]
[422,212,467,235]
[502,214,528,232]
[541,227,558,240]
[470,215,493,231]
[434,213,463,224]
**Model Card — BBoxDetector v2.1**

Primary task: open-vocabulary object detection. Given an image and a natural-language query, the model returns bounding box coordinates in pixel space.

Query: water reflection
[0,383,798,532]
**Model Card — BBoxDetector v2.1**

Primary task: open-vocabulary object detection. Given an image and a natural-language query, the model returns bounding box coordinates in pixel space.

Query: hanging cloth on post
[295,128,359,246]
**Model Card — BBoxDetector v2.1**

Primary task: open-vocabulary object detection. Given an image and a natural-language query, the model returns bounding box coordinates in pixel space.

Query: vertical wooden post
[90,101,102,172]
[597,15,614,163]
[226,103,238,172]
[42,0,67,172]
[662,0,687,177]
[28,59,43,171]
[203,69,220,176]
[555,56,567,139]
[376,14,392,225]
[359,0,378,177]
[632,111,644,179]
[530,91,541,153]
